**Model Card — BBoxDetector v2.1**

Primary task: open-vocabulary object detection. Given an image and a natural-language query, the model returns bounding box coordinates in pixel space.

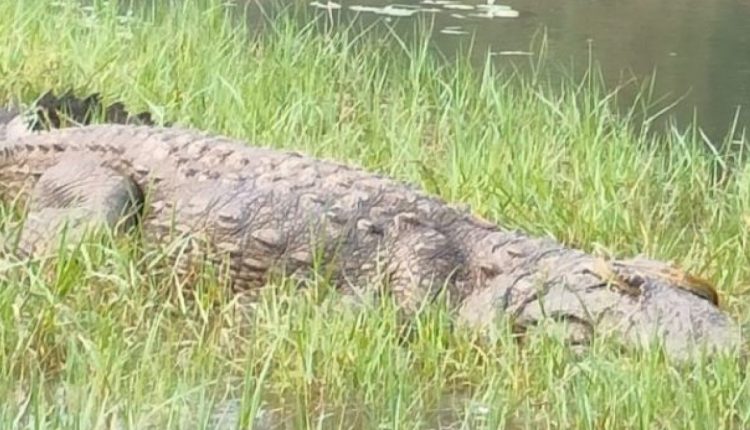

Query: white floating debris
[493,50,534,56]
[309,1,341,10]
[450,13,467,19]
[422,0,463,4]
[349,5,420,17]
[443,3,475,10]
[471,4,520,18]
[412,6,443,13]
[476,3,513,11]
[440,26,469,35]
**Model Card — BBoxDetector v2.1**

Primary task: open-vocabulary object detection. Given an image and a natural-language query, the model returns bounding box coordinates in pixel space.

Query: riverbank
[1,0,749,428]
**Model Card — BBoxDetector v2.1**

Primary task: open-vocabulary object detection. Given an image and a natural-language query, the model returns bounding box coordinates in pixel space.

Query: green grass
[1,0,749,428]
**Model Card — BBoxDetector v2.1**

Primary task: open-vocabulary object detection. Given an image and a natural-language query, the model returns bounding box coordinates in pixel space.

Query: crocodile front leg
[382,213,471,315]
[15,154,142,258]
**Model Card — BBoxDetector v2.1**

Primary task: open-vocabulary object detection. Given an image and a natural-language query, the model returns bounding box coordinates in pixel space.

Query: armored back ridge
[0,91,744,360]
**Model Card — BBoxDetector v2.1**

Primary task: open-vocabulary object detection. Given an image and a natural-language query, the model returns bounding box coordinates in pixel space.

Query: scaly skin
[0,94,744,360]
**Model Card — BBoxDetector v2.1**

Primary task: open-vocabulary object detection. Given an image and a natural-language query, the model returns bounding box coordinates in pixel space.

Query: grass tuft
[1,0,749,428]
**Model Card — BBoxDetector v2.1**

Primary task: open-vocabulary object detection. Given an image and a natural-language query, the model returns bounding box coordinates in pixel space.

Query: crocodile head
[458,245,745,361]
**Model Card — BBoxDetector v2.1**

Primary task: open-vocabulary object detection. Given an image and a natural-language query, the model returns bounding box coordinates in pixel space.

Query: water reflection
[281,0,750,142]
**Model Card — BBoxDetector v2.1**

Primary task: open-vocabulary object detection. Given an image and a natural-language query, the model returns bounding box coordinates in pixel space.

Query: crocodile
[0,91,744,360]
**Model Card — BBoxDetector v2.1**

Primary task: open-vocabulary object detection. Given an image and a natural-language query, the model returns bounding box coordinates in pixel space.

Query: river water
[263,0,750,143]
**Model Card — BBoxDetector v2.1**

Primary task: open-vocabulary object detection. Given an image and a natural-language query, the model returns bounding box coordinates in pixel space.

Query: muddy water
[286,0,750,142]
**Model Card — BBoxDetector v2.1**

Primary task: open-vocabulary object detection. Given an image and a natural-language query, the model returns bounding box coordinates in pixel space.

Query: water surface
[292,0,750,141]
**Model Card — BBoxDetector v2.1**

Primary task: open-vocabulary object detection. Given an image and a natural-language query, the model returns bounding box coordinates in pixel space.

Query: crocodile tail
[0,106,20,127]
[26,89,156,131]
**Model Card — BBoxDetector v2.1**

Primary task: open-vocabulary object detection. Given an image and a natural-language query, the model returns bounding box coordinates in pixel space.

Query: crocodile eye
[624,274,646,289]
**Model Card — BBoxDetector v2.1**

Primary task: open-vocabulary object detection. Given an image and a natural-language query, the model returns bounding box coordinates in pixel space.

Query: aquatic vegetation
[0,0,748,428]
